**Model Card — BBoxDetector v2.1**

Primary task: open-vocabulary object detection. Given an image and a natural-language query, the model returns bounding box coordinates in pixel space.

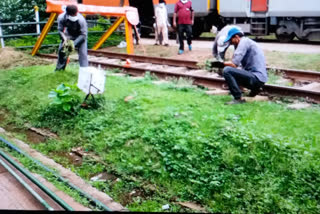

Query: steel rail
[87,50,199,69]
[0,137,113,212]
[87,50,320,82]
[88,58,320,103]
[37,53,320,103]
[0,149,74,211]
[194,36,320,45]
[0,154,54,211]
[267,67,320,82]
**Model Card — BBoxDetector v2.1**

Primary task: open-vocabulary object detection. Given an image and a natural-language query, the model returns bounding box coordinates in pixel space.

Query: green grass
[0,64,320,213]
[265,51,320,71]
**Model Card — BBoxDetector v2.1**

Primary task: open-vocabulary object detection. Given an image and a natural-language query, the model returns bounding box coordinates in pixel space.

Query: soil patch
[0,47,51,69]
[119,189,147,206]
[90,172,117,182]
[101,45,213,63]
[25,130,46,144]
[0,114,5,123]
[4,123,22,133]
[53,152,83,166]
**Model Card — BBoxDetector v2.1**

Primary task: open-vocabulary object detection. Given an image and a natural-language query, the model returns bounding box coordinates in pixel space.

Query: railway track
[146,34,320,45]
[38,51,320,103]
[87,50,320,82]
[195,36,320,45]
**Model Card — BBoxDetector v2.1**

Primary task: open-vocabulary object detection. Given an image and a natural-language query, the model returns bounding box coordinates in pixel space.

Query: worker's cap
[224,27,242,43]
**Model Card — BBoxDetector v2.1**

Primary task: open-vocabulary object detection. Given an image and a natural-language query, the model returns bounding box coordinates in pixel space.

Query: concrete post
[0,22,4,48]
[34,6,41,35]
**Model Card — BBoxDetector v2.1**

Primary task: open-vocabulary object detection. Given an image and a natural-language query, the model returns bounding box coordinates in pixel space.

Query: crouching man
[223,27,268,105]
[55,5,88,71]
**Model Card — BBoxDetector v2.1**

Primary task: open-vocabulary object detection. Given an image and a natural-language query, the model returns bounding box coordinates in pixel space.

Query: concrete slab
[152,80,170,85]
[32,174,90,211]
[205,89,229,95]
[107,73,126,77]
[299,82,320,91]
[287,103,311,110]
[165,67,187,73]
[244,95,269,102]
[187,69,209,76]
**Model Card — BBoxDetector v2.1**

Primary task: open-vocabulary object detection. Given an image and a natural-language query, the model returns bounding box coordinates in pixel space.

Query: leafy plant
[204,59,213,71]
[48,83,81,112]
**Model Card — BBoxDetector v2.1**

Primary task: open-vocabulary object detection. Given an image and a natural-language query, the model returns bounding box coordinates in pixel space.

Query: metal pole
[34,6,41,35]
[0,149,74,211]
[0,155,54,210]
[0,137,112,211]
[0,21,5,48]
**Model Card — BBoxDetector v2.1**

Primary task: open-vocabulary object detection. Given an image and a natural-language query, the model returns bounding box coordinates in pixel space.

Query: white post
[34,6,40,35]
[0,22,4,48]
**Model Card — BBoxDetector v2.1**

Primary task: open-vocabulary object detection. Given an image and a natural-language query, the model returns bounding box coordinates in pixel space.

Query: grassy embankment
[0,63,320,213]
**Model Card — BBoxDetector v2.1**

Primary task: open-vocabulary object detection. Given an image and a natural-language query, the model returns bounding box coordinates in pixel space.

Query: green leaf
[48,91,57,98]
[62,103,71,111]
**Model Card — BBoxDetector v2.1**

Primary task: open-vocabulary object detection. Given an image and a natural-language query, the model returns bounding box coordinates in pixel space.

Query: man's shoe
[225,99,246,105]
[164,44,169,46]
[178,50,184,55]
[188,45,192,51]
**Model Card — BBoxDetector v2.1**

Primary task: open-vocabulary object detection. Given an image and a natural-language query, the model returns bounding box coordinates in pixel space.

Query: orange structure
[31,0,139,56]
[82,0,178,6]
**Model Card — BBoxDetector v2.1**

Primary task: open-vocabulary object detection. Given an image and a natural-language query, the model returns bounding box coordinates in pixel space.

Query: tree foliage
[0,0,48,34]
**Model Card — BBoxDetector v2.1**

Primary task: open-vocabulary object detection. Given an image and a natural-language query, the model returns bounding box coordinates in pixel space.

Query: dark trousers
[56,39,88,71]
[178,24,192,51]
[223,66,265,99]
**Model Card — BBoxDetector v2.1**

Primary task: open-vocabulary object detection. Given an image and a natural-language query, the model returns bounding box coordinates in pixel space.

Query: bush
[48,83,81,113]
[0,0,47,34]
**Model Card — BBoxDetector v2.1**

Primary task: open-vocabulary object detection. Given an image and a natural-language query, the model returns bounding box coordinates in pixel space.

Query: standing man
[223,27,268,105]
[212,25,242,62]
[154,0,170,46]
[55,5,88,71]
[173,0,194,55]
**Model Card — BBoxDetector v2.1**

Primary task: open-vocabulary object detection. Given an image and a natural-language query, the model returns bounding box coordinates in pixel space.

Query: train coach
[80,0,320,42]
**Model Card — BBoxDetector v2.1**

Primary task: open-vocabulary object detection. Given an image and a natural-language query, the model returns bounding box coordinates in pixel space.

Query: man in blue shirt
[223,27,268,105]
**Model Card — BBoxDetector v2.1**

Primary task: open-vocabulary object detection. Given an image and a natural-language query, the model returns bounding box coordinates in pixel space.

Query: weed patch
[0,64,320,212]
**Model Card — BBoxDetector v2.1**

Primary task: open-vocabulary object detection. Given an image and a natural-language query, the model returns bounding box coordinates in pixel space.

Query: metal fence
[0,8,121,49]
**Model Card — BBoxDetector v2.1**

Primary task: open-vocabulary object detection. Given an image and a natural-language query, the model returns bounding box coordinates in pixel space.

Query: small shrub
[48,83,81,113]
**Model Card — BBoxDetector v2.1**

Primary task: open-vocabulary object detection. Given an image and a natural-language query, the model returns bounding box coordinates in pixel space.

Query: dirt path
[101,38,320,70]
[139,38,320,54]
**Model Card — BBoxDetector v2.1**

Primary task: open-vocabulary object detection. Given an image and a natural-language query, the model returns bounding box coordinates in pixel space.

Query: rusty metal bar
[264,84,320,103]
[87,50,199,69]
[267,67,320,82]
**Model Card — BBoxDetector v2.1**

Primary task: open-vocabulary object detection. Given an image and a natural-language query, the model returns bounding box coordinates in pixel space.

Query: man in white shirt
[154,0,170,46]
[212,25,242,62]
